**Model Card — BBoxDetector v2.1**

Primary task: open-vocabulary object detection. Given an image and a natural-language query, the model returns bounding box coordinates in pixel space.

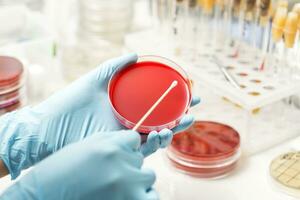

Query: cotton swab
[132,80,178,131]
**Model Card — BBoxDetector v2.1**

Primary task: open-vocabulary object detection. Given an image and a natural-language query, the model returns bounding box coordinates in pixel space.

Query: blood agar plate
[108,55,192,133]
[0,56,25,114]
[269,151,300,197]
[0,56,23,90]
[167,121,241,178]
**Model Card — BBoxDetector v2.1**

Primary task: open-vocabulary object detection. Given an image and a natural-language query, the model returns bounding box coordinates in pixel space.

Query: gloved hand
[1,130,158,200]
[0,53,200,179]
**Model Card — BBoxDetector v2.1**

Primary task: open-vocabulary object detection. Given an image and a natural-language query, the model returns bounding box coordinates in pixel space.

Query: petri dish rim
[107,55,192,133]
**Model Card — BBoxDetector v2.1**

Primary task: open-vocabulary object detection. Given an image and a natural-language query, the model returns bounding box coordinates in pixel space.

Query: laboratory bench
[0,134,299,200]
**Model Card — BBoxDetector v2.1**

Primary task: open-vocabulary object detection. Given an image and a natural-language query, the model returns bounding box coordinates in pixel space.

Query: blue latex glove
[1,130,158,200]
[0,53,200,179]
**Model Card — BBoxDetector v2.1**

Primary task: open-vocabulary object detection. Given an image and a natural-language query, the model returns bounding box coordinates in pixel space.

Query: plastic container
[0,56,25,114]
[167,121,241,179]
[108,55,192,133]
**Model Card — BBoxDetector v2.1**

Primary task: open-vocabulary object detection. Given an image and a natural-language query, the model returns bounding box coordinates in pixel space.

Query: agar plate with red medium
[108,55,192,133]
[167,121,241,179]
[0,56,25,114]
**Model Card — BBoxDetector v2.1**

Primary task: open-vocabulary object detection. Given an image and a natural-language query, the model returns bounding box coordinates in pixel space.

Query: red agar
[109,60,191,133]
[0,56,23,88]
[168,121,241,178]
[171,121,240,160]
[0,56,24,115]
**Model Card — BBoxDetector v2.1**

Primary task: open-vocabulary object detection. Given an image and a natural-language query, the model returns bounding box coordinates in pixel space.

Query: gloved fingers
[140,168,156,189]
[172,114,194,134]
[94,53,138,86]
[111,130,141,152]
[146,188,159,200]
[191,96,201,107]
[140,129,173,157]
[140,131,160,157]
[158,128,173,148]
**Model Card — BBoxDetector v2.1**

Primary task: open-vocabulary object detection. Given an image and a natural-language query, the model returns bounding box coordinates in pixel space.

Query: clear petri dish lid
[0,56,24,91]
[108,55,192,133]
[169,121,241,165]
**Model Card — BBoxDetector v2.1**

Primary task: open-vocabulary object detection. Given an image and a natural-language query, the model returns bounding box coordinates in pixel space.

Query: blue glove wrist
[0,107,53,179]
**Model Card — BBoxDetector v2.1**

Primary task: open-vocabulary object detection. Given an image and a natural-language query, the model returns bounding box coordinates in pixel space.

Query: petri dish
[0,101,21,115]
[0,56,24,93]
[269,151,300,197]
[108,55,192,133]
[0,56,25,115]
[0,86,25,109]
[167,121,241,179]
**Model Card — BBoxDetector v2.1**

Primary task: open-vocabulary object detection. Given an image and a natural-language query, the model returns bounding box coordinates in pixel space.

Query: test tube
[172,0,188,55]
[226,0,241,57]
[266,5,287,75]
[292,4,300,78]
[246,0,259,57]
[185,0,199,59]
[284,12,298,49]
[233,0,257,58]
[282,12,298,79]
[200,0,215,48]
[151,0,174,35]
[258,0,271,71]
[202,0,215,15]
[223,0,235,53]
[212,0,225,51]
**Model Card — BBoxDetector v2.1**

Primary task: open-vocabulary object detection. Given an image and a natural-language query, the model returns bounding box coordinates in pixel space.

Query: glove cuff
[0,107,51,179]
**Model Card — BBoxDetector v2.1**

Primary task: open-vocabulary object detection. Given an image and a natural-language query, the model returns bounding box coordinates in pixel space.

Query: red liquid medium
[167,121,241,178]
[109,60,191,133]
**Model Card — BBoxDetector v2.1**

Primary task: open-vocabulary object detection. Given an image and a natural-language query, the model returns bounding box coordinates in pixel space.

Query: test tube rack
[125,30,300,155]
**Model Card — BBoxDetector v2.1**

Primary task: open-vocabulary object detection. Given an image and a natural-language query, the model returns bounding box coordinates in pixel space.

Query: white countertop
[1,137,299,199]
[144,136,300,200]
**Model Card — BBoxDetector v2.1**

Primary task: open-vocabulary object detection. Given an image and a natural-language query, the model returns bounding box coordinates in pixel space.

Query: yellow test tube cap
[284,12,299,48]
[197,0,203,6]
[292,3,300,29]
[272,7,287,42]
[216,0,224,7]
[203,0,215,14]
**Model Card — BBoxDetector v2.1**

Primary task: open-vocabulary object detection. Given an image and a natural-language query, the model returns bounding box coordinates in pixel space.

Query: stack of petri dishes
[62,0,134,80]
[0,56,26,115]
[167,121,241,179]
[78,0,133,46]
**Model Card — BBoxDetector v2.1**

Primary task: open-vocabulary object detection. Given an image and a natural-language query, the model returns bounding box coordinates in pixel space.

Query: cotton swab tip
[171,80,178,88]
